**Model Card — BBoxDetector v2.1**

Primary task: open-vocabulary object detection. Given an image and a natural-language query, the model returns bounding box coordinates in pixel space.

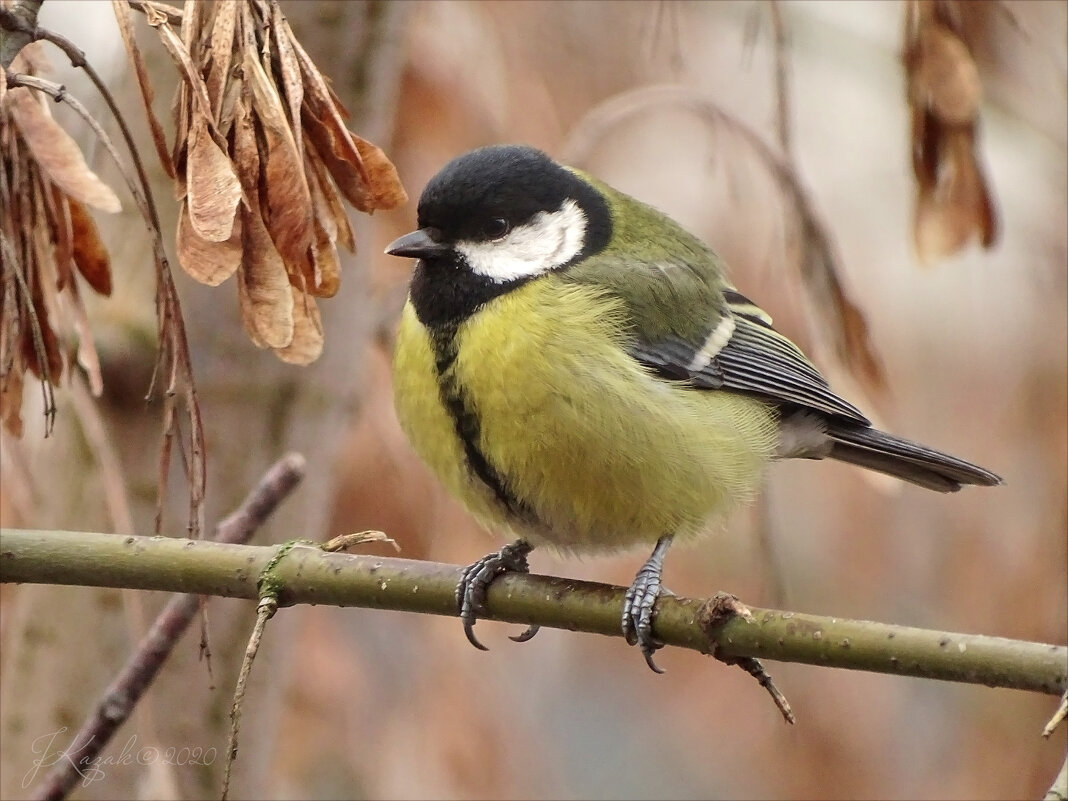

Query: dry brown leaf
[186,115,242,242]
[914,191,958,263]
[244,48,314,270]
[903,0,998,264]
[66,277,104,396]
[913,21,981,126]
[230,89,259,196]
[304,147,336,242]
[290,33,370,185]
[236,268,266,349]
[302,115,374,210]
[171,80,190,179]
[237,205,294,350]
[176,200,242,286]
[8,89,121,213]
[178,0,200,46]
[307,219,341,298]
[913,129,997,263]
[233,83,294,358]
[304,142,354,252]
[111,0,177,179]
[206,1,238,122]
[42,180,73,291]
[68,197,113,296]
[275,287,323,365]
[236,270,267,349]
[167,0,200,176]
[909,103,936,190]
[216,73,244,141]
[145,3,227,152]
[0,364,25,437]
[272,5,305,165]
[352,134,409,211]
[301,117,405,213]
[232,83,292,347]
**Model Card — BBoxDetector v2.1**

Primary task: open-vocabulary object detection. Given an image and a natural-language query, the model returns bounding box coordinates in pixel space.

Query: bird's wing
[628,287,870,424]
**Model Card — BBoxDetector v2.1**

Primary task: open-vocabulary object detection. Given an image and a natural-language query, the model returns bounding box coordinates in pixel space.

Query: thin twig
[0,229,56,435]
[768,0,793,160]
[1045,691,1068,738]
[221,595,275,801]
[704,592,795,723]
[23,453,306,801]
[220,530,398,797]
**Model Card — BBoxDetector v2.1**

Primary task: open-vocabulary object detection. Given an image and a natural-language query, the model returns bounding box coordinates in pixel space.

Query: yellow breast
[391,279,779,554]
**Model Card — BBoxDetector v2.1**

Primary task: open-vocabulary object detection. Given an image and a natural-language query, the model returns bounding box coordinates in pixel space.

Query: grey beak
[384,228,451,259]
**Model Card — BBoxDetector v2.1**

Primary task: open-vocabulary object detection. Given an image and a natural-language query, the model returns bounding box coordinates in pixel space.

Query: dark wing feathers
[711,317,869,422]
[630,339,723,385]
[631,303,869,424]
[570,252,867,422]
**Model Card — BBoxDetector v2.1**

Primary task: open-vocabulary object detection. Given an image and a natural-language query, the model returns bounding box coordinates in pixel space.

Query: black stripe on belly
[429,327,535,521]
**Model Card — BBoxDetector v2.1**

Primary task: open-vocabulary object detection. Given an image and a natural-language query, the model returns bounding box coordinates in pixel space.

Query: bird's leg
[621,534,675,673]
[456,538,539,650]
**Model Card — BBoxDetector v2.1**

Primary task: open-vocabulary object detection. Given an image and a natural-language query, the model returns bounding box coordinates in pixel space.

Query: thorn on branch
[322,530,399,553]
[699,591,796,725]
[1045,690,1068,738]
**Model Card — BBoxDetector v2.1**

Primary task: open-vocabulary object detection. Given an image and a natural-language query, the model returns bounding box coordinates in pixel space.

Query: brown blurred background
[2,1,1066,799]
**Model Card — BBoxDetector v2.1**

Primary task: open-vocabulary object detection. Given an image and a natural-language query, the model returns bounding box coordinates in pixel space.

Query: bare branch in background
[22,453,306,801]
[768,0,793,160]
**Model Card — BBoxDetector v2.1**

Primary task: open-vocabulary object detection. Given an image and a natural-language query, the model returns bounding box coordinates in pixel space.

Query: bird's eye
[484,218,510,241]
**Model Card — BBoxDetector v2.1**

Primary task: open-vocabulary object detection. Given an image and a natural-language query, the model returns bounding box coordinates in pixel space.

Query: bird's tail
[825,423,1004,493]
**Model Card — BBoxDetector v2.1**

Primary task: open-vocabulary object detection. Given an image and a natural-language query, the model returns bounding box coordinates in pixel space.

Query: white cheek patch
[455,199,588,283]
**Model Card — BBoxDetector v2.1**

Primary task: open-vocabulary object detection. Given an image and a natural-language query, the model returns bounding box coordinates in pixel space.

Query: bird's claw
[621,534,674,673]
[622,560,666,673]
[456,539,539,649]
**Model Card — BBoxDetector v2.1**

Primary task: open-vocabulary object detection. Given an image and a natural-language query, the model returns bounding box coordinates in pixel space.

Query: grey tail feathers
[825,423,1004,493]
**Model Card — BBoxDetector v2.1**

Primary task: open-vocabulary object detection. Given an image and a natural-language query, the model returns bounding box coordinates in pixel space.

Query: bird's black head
[417,145,609,247]
[386,145,612,330]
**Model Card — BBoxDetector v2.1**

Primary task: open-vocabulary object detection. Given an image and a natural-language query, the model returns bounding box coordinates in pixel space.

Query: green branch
[1,527,1065,696]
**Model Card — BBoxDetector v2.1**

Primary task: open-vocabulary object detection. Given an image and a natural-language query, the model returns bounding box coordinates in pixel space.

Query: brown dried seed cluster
[1,0,408,438]
[1,46,119,437]
[134,0,407,364]
[903,0,998,264]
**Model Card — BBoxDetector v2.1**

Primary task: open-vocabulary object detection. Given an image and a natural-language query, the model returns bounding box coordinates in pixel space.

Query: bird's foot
[456,538,539,649]
[621,534,675,673]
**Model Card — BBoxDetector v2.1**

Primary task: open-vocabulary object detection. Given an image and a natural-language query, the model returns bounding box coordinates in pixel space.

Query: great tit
[385,144,1003,671]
